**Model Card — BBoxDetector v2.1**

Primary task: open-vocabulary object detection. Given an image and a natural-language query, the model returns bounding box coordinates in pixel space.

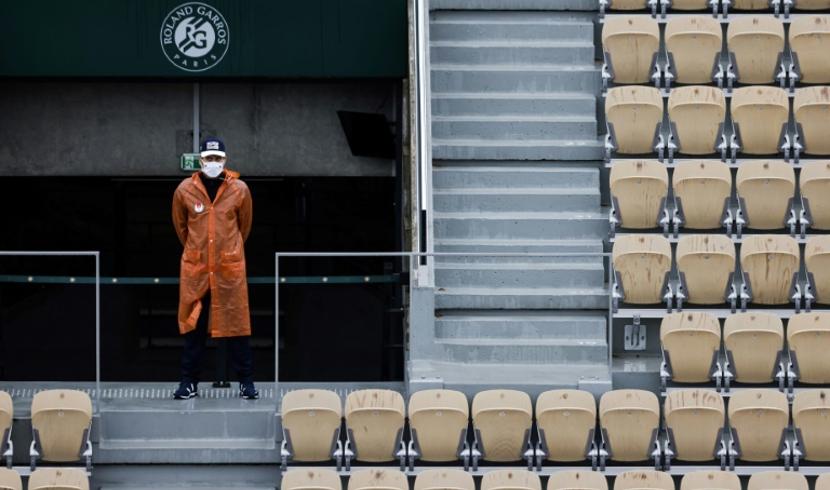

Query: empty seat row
[662,310,830,387]
[612,234,829,309]
[0,390,91,471]
[0,468,88,490]
[605,85,830,161]
[601,0,830,15]
[604,15,830,86]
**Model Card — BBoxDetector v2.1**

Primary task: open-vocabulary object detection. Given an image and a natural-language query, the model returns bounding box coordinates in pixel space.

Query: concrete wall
[0,80,397,177]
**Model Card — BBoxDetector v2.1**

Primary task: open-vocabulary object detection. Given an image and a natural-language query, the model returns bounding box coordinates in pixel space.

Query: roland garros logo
[160,2,229,72]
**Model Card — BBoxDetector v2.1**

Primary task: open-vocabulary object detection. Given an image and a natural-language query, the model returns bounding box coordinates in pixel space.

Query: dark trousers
[181,292,253,385]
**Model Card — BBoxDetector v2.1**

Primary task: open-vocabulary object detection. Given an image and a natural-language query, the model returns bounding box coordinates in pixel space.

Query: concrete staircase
[409,7,609,396]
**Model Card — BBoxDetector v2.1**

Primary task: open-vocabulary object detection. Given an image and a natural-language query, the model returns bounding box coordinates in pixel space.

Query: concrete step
[435,261,604,288]
[432,92,595,117]
[431,41,594,65]
[431,64,600,93]
[435,310,607,339]
[434,286,609,309]
[432,138,604,160]
[433,238,604,263]
[430,0,600,9]
[434,211,606,239]
[437,337,608,364]
[434,187,599,212]
[430,12,594,42]
[433,164,599,188]
[432,115,596,140]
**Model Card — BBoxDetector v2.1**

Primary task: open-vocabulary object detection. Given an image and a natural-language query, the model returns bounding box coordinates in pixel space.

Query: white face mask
[201,161,225,178]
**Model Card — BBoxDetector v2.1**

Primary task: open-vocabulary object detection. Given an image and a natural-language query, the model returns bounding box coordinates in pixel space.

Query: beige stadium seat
[547,471,608,490]
[535,390,596,463]
[806,236,830,305]
[676,235,736,306]
[739,235,800,306]
[667,86,726,157]
[673,160,732,231]
[747,472,807,490]
[481,470,541,490]
[790,16,830,84]
[0,468,20,490]
[344,389,405,463]
[599,390,660,464]
[665,17,723,85]
[731,87,790,157]
[800,161,830,231]
[664,390,725,464]
[605,87,664,158]
[680,471,740,490]
[794,86,830,158]
[282,468,342,490]
[735,160,796,231]
[724,312,785,384]
[280,389,342,465]
[788,312,830,383]
[348,469,408,490]
[0,392,10,467]
[792,390,830,461]
[601,17,660,86]
[28,468,89,490]
[612,234,672,308]
[660,312,721,384]
[407,389,468,463]
[614,471,674,490]
[726,17,786,86]
[793,0,830,9]
[817,473,830,490]
[414,469,474,490]
[31,390,92,466]
[471,390,532,464]
[609,160,669,232]
[728,390,789,462]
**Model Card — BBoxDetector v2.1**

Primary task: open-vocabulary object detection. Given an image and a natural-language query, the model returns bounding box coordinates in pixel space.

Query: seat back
[794,86,830,155]
[668,86,726,155]
[612,235,672,304]
[536,389,596,462]
[790,16,830,84]
[739,235,800,305]
[614,471,674,490]
[0,391,11,446]
[599,390,659,462]
[481,470,541,490]
[471,389,532,462]
[666,16,723,84]
[676,235,735,304]
[31,390,92,462]
[610,160,668,229]
[727,17,785,83]
[661,312,721,383]
[281,389,342,462]
[664,390,725,462]
[747,472,808,490]
[736,160,795,230]
[673,160,732,229]
[731,87,789,155]
[348,469,408,490]
[800,161,830,230]
[0,468,21,490]
[793,390,830,461]
[728,390,789,461]
[606,87,664,154]
[788,312,830,383]
[731,0,776,8]
[723,312,784,383]
[408,389,468,462]
[282,469,342,490]
[27,468,89,490]
[806,236,830,304]
[547,471,608,490]
[414,469,474,490]
[680,471,740,490]
[602,17,660,83]
[344,389,405,462]
[608,0,648,9]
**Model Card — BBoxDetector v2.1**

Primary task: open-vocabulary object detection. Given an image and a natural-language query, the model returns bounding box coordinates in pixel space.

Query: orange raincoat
[172,170,252,338]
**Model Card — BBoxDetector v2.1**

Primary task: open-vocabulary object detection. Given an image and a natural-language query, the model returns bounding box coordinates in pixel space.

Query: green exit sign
[180,153,201,171]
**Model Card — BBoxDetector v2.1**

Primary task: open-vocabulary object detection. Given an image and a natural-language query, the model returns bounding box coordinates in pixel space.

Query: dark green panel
[0,0,406,78]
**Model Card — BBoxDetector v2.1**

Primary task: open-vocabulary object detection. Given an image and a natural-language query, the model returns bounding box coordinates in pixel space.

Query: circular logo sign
[160,2,229,72]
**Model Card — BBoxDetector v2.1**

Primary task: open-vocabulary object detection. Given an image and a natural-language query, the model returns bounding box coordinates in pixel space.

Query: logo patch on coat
[194,202,205,213]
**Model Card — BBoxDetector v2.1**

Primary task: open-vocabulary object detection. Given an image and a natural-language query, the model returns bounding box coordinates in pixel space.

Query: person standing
[171,137,259,400]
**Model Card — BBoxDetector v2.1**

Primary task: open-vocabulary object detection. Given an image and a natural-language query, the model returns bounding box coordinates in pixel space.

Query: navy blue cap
[199,137,226,156]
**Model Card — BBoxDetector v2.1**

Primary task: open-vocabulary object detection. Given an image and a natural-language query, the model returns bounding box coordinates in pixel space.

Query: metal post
[193,83,201,153]
[274,254,280,387]
[95,252,101,414]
